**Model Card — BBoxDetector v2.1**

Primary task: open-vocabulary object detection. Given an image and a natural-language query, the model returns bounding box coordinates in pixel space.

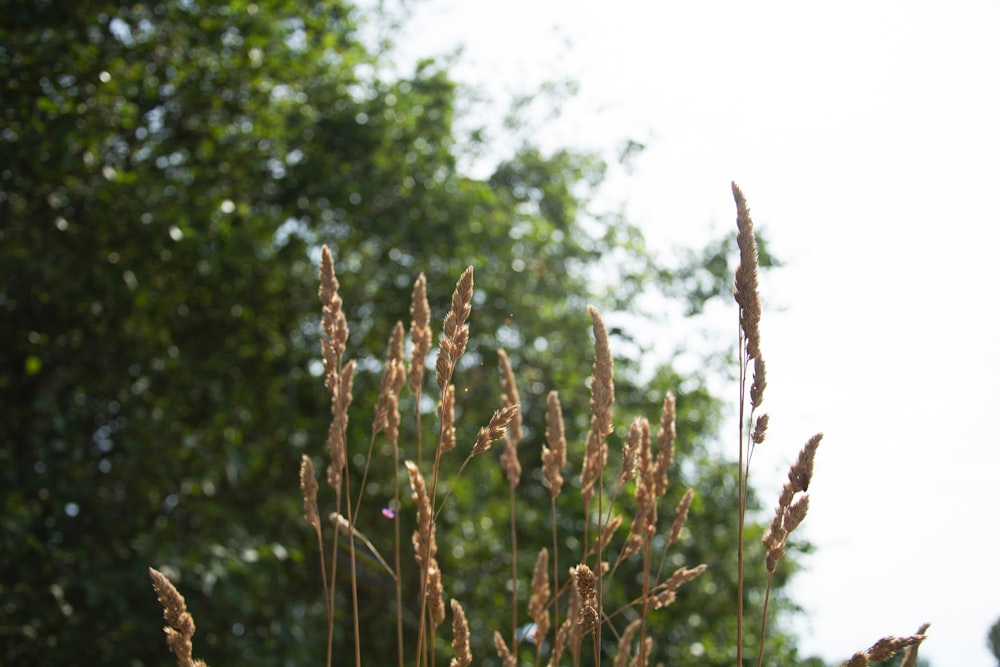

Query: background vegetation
[3,1,820,664]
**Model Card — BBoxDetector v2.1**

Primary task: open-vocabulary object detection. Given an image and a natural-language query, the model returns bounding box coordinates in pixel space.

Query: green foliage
[989,614,1000,663]
[1,1,817,665]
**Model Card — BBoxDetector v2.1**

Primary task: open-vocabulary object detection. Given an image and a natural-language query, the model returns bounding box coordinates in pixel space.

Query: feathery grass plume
[373,321,406,442]
[598,514,623,550]
[471,404,519,457]
[319,246,353,496]
[409,273,432,474]
[575,563,600,633]
[299,455,330,618]
[406,459,440,666]
[319,246,349,377]
[754,433,822,667]
[148,567,206,667]
[565,569,584,664]
[842,634,928,667]
[763,434,822,573]
[653,392,675,498]
[649,564,707,610]
[493,631,517,667]
[620,419,653,561]
[435,267,474,392]
[548,619,570,667]
[438,383,456,453]
[751,412,770,446]
[326,360,355,493]
[300,454,320,532]
[405,461,436,569]
[409,272,432,396]
[614,618,643,667]
[528,548,551,647]
[542,390,567,496]
[667,488,694,549]
[449,599,471,667]
[617,417,642,492]
[541,389,567,634]
[497,348,522,485]
[581,306,614,507]
[427,563,446,635]
[899,623,930,667]
[731,182,762,365]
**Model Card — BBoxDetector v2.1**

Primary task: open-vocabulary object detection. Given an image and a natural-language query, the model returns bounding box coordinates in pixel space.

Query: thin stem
[509,481,519,654]
[326,495,341,667]
[639,537,652,666]
[756,574,776,667]
[393,442,404,667]
[350,431,379,525]
[550,495,560,641]
[596,469,604,661]
[736,324,747,667]
[342,469,361,667]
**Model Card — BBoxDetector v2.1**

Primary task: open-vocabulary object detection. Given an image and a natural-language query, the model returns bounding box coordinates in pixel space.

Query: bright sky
[392,1,1000,665]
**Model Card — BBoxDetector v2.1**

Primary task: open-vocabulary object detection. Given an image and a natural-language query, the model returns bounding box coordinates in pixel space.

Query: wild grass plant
[149,184,929,666]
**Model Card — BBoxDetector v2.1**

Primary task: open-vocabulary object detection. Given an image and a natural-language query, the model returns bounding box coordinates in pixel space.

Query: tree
[1,1,814,665]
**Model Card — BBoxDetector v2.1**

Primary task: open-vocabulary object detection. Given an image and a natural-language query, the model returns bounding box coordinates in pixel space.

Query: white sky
[391,1,1000,664]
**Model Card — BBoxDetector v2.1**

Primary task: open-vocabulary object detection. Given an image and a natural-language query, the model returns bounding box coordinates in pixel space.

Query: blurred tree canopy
[1,1,820,665]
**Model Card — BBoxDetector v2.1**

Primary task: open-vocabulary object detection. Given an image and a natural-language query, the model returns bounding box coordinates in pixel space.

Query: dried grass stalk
[149,567,206,667]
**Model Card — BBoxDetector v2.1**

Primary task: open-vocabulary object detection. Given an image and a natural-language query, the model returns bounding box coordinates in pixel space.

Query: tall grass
[149,184,929,666]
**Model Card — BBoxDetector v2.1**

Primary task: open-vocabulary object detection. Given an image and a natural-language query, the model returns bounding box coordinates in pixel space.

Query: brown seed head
[439,383,456,453]
[528,548,550,644]
[450,599,472,667]
[542,391,567,497]
[299,455,320,531]
[581,307,614,505]
[409,273,432,395]
[149,567,198,667]
[654,392,676,498]
[731,182,763,362]
[472,404,519,457]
